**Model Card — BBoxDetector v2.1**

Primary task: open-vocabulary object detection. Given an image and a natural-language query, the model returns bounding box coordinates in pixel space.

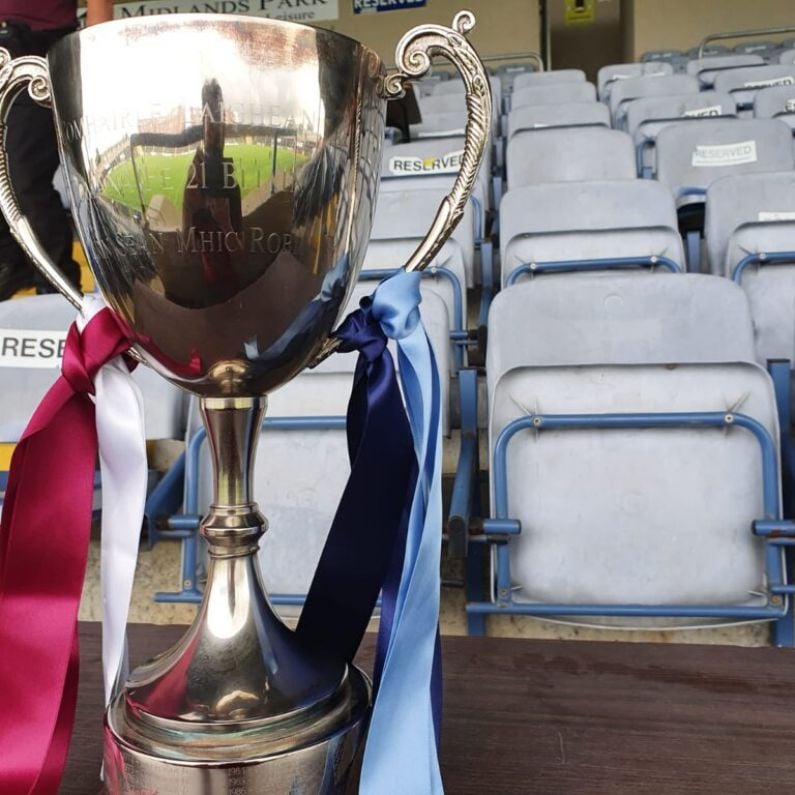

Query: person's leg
[4,92,80,295]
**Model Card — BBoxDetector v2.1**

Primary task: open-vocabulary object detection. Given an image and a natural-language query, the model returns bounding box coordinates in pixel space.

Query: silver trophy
[0,12,490,793]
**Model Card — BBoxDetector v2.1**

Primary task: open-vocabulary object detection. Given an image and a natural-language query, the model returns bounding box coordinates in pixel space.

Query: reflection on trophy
[0,12,490,794]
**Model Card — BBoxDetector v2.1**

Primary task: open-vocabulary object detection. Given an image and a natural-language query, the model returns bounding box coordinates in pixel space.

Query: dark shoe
[0,262,35,300]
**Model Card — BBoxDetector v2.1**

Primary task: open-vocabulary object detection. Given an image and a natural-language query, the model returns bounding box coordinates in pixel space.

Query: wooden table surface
[62,622,795,794]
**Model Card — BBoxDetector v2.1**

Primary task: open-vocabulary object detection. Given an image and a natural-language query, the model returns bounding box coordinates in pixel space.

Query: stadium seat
[510,81,596,109]
[654,118,795,269]
[641,49,684,65]
[379,137,493,242]
[597,61,674,101]
[506,102,610,140]
[411,109,467,139]
[754,84,795,129]
[627,92,738,176]
[734,40,779,57]
[468,274,791,642]
[499,180,685,286]
[686,54,766,88]
[512,69,586,91]
[705,171,795,366]
[495,62,538,93]
[506,127,636,189]
[780,49,795,66]
[714,64,795,112]
[609,74,700,128]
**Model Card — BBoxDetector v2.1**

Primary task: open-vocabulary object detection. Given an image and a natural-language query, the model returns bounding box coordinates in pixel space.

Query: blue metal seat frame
[466,410,795,647]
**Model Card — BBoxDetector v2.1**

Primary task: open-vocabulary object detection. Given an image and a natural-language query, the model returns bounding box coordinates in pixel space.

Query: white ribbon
[78,296,147,706]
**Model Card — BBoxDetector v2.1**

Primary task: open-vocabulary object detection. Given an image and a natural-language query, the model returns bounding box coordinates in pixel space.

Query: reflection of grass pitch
[103,144,307,210]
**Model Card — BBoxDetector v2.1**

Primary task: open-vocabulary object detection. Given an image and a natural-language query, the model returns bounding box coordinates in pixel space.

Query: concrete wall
[321,1,541,65]
[623,0,795,60]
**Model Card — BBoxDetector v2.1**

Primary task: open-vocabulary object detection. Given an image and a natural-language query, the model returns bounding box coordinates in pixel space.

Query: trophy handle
[382,9,492,274]
[0,50,83,309]
[311,11,491,367]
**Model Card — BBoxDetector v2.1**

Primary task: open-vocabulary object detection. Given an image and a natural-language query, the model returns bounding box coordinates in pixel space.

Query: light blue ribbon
[360,270,445,795]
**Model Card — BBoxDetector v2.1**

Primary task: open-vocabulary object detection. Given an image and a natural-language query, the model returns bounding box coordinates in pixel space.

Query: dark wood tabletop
[62,622,795,794]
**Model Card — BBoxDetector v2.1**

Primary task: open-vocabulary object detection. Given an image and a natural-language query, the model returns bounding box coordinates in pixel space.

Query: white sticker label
[388,149,464,175]
[691,140,758,167]
[758,211,795,222]
[742,76,795,90]
[682,104,723,118]
[785,98,795,113]
[0,329,67,368]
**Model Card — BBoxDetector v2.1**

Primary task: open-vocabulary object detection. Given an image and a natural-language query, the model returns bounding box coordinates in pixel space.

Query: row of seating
[4,49,795,645]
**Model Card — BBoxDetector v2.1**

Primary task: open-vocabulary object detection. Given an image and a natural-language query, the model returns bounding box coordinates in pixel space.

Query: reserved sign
[682,104,723,118]
[0,329,67,368]
[388,149,464,174]
[691,140,758,167]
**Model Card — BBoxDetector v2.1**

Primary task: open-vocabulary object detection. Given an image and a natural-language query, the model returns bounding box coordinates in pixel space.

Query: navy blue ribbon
[296,296,417,662]
[297,272,444,792]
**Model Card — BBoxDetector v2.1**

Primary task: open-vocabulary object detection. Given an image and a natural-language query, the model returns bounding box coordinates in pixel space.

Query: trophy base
[103,663,371,795]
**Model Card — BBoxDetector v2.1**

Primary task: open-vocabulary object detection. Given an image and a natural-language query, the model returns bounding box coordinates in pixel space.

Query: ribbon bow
[0,301,145,795]
[299,270,445,794]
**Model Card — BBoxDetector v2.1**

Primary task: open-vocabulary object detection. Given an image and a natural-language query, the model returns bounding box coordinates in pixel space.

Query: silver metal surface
[104,396,370,793]
[0,12,491,794]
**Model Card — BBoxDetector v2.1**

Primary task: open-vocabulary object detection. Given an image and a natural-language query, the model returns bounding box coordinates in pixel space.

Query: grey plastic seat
[706,172,795,365]
[686,54,766,88]
[482,273,782,629]
[380,137,490,238]
[411,109,467,139]
[627,91,737,137]
[610,74,700,129]
[641,49,683,64]
[496,62,538,92]
[780,49,795,66]
[597,61,673,101]
[628,92,738,176]
[734,41,779,57]
[512,69,586,91]
[654,118,795,209]
[506,127,636,189]
[714,65,795,111]
[499,180,684,286]
[511,81,596,109]
[506,102,609,140]
[754,84,795,129]
[429,75,501,136]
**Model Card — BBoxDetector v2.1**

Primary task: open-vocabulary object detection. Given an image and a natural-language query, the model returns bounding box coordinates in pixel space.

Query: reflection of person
[182,79,242,302]
[0,0,113,300]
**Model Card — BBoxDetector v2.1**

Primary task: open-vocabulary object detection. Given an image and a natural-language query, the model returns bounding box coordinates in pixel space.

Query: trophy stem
[103,397,370,794]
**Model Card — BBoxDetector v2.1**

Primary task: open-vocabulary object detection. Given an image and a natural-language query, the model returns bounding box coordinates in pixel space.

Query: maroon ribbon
[0,309,131,795]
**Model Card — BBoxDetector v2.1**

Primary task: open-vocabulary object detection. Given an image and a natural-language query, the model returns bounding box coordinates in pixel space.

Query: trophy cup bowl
[0,12,491,794]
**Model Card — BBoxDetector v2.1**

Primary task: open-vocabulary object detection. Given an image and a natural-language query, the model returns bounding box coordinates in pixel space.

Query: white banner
[0,329,67,368]
[691,140,758,167]
[106,0,339,24]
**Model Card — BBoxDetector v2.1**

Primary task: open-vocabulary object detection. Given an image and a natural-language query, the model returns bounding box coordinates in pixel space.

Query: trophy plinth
[103,397,370,793]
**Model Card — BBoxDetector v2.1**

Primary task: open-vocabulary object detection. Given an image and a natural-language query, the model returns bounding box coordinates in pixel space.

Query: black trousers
[0,22,79,291]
